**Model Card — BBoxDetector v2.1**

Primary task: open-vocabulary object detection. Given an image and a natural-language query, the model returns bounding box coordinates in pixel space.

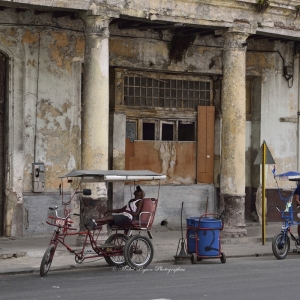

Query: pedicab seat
[113,198,158,230]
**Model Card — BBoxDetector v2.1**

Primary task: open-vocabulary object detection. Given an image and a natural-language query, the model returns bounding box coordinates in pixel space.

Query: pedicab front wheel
[272,233,290,260]
[40,245,56,277]
[124,234,154,269]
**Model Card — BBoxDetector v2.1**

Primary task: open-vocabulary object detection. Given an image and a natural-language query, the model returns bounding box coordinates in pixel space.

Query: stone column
[82,15,110,171]
[109,111,126,210]
[220,27,250,237]
[80,15,110,232]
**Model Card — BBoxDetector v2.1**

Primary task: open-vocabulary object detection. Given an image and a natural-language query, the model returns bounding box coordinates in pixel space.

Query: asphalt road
[1,256,300,300]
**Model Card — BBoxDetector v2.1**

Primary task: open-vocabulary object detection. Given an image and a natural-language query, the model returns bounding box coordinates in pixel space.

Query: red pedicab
[40,170,166,276]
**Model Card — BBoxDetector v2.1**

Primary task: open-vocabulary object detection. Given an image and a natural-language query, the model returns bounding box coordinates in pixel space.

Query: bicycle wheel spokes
[40,245,55,277]
[104,233,128,267]
[272,232,289,260]
[124,235,154,269]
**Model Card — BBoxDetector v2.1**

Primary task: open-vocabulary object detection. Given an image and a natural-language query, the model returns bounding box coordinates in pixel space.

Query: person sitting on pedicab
[88,185,145,230]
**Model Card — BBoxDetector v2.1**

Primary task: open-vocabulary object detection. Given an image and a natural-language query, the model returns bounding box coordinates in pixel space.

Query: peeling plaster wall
[261,53,299,190]
[0,10,85,194]
[0,9,84,236]
[244,41,298,191]
[28,29,84,190]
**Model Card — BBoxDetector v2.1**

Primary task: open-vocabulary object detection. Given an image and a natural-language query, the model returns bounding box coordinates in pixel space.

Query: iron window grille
[124,75,211,109]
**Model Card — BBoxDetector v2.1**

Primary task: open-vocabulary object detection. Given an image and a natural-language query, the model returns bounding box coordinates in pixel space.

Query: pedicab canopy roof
[275,171,300,181]
[59,170,167,182]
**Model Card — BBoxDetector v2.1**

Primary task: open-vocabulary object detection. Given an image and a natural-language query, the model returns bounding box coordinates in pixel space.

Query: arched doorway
[0,52,6,236]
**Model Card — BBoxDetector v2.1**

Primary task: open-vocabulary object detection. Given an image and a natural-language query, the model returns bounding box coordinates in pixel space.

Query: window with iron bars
[124,75,211,109]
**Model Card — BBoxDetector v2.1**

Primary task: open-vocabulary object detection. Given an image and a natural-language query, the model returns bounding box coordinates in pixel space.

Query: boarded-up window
[125,139,196,184]
[120,70,214,184]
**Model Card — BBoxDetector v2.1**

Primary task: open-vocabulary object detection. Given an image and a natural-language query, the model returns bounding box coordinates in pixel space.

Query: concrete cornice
[1,0,300,40]
[237,0,299,10]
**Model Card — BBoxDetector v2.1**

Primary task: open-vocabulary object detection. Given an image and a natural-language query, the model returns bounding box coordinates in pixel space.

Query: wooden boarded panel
[197,106,215,184]
[197,107,207,173]
[174,142,196,181]
[206,107,215,173]
[125,140,196,184]
[127,141,161,173]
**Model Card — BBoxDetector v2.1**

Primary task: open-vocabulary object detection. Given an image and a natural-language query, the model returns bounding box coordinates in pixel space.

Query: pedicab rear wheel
[103,233,129,267]
[40,245,55,277]
[124,234,154,269]
[272,233,289,260]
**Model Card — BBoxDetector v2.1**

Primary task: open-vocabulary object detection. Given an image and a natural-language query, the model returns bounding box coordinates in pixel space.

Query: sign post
[254,141,275,245]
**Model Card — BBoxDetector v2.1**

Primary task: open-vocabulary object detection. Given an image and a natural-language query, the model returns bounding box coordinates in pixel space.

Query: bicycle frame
[46,208,126,263]
[276,207,297,241]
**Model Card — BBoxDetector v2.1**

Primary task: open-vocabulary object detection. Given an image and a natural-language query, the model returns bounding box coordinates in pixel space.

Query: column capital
[81,14,111,38]
[216,26,255,49]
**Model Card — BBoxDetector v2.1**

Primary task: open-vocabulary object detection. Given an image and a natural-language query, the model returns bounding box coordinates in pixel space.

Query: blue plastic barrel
[186,217,222,256]
[198,218,222,256]
[186,217,199,253]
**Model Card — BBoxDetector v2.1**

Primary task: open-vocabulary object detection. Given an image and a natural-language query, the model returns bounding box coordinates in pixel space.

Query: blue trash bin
[187,216,222,257]
[186,217,199,253]
[198,217,222,256]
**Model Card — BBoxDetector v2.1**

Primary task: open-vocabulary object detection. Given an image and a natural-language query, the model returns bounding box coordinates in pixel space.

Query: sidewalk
[0,222,295,275]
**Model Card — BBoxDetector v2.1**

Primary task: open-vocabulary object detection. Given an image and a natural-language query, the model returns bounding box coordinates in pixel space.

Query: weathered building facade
[0,0,299,237]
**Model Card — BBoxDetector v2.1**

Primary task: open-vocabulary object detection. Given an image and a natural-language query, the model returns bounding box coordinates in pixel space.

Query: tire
[220,252,226,263]
[191,253,197,264]
[40,245,55,277]
[103,233,129,267]
[272,233,289,260]
[124,235,154,269]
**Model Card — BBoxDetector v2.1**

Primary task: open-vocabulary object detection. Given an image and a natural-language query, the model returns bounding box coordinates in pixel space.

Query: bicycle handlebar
[48,207,80,219]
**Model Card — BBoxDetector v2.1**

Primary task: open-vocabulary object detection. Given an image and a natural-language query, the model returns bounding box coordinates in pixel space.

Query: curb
[0,252,277,276]
[0,237,275,260]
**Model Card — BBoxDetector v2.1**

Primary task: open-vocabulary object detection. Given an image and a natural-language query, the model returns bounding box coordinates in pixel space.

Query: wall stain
[21,30,38,45]
[48,32,77,73]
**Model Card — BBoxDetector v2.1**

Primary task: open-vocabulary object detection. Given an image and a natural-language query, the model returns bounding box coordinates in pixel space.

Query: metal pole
[262,141,266,245]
